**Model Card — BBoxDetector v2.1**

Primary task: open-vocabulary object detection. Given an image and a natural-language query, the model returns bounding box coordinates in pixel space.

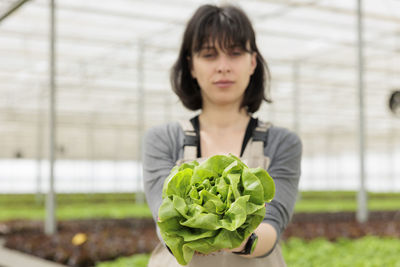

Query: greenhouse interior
[0,0,399,266]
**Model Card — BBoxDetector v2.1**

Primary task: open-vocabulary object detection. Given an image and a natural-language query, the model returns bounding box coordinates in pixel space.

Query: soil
[1,218,159,267]
[1,211,400,267]
[282,211,400,241]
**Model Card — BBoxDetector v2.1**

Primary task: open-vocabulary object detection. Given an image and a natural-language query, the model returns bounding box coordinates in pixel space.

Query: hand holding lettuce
[157,154,275,265]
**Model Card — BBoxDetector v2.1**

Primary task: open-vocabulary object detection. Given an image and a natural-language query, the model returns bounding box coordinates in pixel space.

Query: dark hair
[171,4,271,113]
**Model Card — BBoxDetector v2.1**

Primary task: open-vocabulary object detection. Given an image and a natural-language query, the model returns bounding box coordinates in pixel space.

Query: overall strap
[178,120,198,161]
[242,121,272,164]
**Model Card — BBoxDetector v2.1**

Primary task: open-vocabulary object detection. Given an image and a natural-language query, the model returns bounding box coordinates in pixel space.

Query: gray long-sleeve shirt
[142,120,302,242]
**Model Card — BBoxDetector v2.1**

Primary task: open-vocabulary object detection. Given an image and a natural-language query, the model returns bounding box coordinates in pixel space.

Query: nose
[216,54,231,74]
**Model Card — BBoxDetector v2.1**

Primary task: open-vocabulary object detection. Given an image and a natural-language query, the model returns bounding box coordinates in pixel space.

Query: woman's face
[190,41,257,109]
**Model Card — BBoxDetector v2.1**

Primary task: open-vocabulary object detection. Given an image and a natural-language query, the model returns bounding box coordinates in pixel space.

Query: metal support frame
[356,0,368,223]
[0,0,31,22]
[293,61,300,134]
[35,88,44,204]
[45,0,57,235]
[292,61,302,202]
[135,39,145,204]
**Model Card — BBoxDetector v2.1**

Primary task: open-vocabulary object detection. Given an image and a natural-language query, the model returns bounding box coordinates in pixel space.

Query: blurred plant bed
[282,236,400,267]
[0,193,152,221]
[2,192,399,221]
[1,218,158,267]
[295,191,400,212]
[299,191,400,200]
[1,211,400,267]
[95,253,150,267]
[97,236,400,267]
[283,210,400,241]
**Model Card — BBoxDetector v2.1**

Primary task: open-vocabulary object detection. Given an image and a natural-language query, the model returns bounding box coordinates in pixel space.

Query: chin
[213,98,243,107]
[203,91,245,107]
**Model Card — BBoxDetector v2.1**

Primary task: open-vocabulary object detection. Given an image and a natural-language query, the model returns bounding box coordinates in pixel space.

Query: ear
[250,52,257,75]
[187,56,197,78]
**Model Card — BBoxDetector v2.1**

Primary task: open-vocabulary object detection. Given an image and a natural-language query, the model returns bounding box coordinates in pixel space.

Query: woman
[143,4,302,267]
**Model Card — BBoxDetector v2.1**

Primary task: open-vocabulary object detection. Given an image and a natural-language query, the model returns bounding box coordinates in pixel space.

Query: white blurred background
[0,0,399,193]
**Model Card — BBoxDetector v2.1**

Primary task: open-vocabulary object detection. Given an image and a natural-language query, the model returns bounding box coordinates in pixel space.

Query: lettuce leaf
[157,154,275,265]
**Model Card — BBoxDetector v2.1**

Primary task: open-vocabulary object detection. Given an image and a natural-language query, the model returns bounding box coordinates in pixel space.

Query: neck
[199,104,250,132]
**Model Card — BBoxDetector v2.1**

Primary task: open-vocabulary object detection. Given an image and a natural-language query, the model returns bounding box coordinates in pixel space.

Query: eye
[198,47,217,59]
[229,48,244,57]
[201,50,216,58]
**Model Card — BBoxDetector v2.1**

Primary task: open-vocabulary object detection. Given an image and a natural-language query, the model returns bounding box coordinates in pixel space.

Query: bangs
[191,7,253,53]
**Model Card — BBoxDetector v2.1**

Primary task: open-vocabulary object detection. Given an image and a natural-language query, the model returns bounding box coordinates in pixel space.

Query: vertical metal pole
[292,62,301,200]
[325,132,332,189]
[114,129,120,192]
[87,114,95,193]
[293,62,300,134]
[356,0,368,223]
[389,129,395,190]
[136,40,145,203]
[45,0,56,235]
[36,90,44,204]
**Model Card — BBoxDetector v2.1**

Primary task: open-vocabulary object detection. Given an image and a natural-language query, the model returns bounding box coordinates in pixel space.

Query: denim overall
[148,120,286,267]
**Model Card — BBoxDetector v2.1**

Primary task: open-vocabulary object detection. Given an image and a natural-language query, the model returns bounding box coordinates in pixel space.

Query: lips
[213,80,234,88]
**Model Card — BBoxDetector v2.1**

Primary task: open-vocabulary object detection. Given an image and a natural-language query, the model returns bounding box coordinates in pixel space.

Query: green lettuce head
[157,154,275,265]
